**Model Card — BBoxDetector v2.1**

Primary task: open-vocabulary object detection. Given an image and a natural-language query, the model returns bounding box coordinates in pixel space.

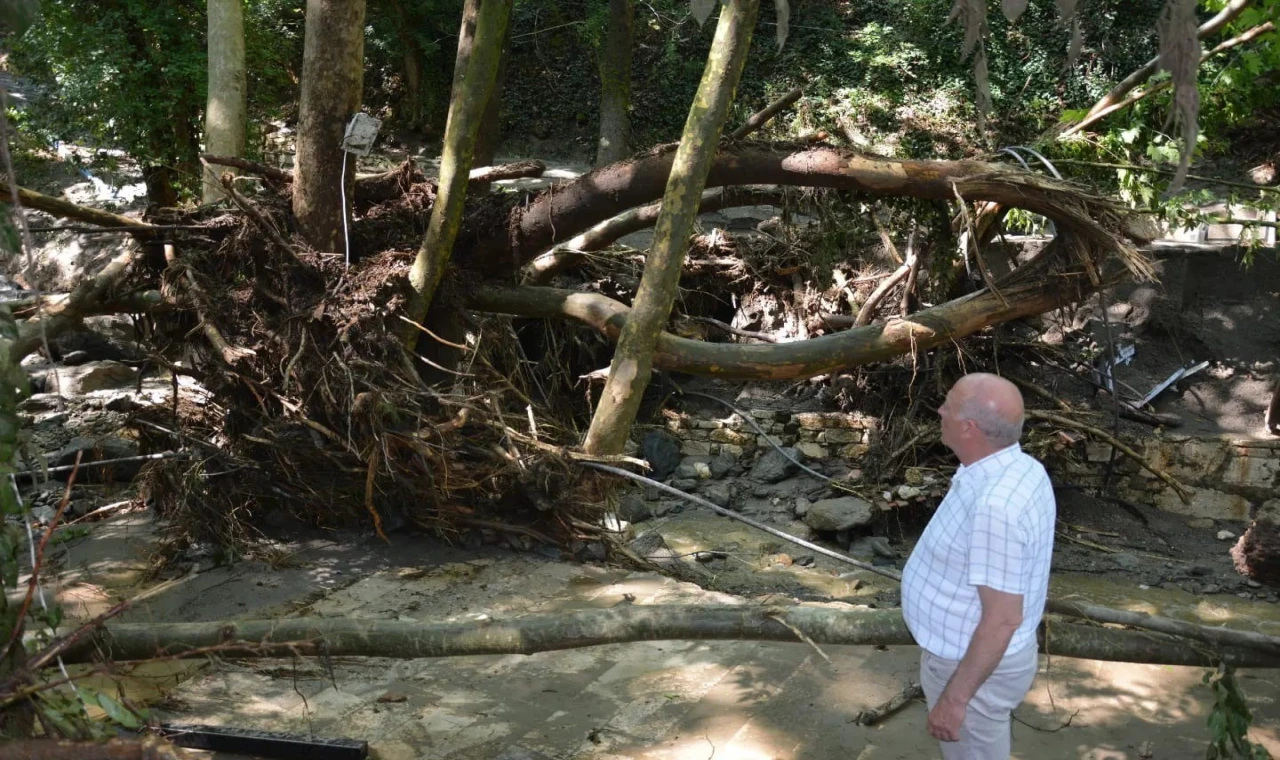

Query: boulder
[46,361,137,396]
[640,431,682,481]
[49,436,142,483]
[749,446,803,483]
[803,496,874,532]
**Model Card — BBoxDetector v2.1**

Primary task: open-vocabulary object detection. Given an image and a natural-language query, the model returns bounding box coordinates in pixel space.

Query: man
[901,372,1056,759]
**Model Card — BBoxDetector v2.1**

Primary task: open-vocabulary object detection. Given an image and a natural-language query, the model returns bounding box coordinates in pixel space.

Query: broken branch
[729,84,803,140]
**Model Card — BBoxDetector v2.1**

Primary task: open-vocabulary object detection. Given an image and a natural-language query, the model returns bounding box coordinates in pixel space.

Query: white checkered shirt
[902,444,1056,661]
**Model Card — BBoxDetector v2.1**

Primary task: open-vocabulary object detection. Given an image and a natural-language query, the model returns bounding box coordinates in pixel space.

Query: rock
[675,464,700,480]
[1187,517,1216,530]
[709,452,736,479]
[1188,565,1213,577]
[640,431,682,481]
[60,350,91,366]
[669,478,699,492]
[693,462,712,479]
[794,555,815,567]
[849,536,896,560]
[749,447,803,484]
[803,496,874,532]
[702,482,733,508]
[897,485,922,500]
[1217,530,1237,541]
[48,318,144,363]
[783,521,816,541]
[1202,583,1221,594]
[1248,579,1263,588]
[49,436,141,483]
[30,506,56,525]
[46,361,137,396]
[1111,553,1141,571]
[794,497,811,517]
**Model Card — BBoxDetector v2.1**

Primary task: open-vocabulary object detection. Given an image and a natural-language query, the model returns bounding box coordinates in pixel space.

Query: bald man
[901,373,1056,759]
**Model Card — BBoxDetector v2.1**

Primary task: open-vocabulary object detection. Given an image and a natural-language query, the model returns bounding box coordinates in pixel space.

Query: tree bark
[469,266,1115,380]
[292,0,368,251]
[387,0,424,128]
[473,19,511,175]
[400,0,513,348]
[48,607,1280,668]
[202,0,247,204]
[594,0,634,166]
[582,0,760,455]
[464,145,1156,280]
[1063,0,1254,135]
[1267,379,1280,436]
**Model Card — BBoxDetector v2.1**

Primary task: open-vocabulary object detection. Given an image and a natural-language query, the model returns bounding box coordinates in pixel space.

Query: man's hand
[927,695,966,742]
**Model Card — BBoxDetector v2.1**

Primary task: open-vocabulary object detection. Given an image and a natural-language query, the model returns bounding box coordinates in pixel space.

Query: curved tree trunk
[582,0,760,455]
[465,145,1156,279]
[293,0,368,251]
[594,0,634,166]
[202,0,247,204]
[400,0,513,348]
[469,267,1117,380]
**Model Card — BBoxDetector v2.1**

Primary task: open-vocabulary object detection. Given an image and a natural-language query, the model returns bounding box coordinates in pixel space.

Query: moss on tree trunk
[582,0,761,456]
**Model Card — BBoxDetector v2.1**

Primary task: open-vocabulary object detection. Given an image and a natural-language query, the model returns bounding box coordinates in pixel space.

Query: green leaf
[94,691,144,729]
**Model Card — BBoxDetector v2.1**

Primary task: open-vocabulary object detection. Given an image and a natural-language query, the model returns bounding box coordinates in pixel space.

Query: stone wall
[662,407,879,461]
[661,405,1280,522]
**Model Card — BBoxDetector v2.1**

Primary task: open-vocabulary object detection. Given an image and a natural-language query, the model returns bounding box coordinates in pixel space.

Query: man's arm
[927,585,1023,741]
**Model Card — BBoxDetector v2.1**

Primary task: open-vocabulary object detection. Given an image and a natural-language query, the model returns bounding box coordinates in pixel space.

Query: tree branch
[729,85,803,140]
[1063,19,1275,136]
[0,183,151,229]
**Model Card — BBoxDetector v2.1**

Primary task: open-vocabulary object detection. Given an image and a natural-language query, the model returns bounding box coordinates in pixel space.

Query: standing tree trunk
[400,0,513,347]
[293,0,368,252]
[387,0,424,129]
[594,0,634,166]
[581,0,761,455]
[203,0,248,203]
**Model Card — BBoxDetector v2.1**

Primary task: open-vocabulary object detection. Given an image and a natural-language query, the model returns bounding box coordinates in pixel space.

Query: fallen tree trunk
[50,606,1280,668]
[467,144,1156,279]
[0,184,151,229]
[469,265,1119,380]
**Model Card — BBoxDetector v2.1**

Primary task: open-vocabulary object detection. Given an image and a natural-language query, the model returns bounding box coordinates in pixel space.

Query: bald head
[951,373,1025,447]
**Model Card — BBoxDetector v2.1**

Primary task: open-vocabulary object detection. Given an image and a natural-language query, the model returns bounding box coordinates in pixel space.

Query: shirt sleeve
[967,491,1030,596]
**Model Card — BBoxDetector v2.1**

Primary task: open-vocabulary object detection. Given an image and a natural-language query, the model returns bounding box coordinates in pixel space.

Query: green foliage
[1205,664,1271,759]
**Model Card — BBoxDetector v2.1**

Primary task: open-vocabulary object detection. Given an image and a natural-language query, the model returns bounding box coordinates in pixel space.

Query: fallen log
[467,143,1158,279]
[469,264,1120,380]
[0,183,151,229]
[50,606,1280,668]
[10,246,142,360]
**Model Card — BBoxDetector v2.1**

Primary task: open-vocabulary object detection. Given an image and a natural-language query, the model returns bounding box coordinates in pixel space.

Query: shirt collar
[954,443,1022,479]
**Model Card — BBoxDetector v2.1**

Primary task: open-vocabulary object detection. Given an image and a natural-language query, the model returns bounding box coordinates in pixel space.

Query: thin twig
[687,315,778,343]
